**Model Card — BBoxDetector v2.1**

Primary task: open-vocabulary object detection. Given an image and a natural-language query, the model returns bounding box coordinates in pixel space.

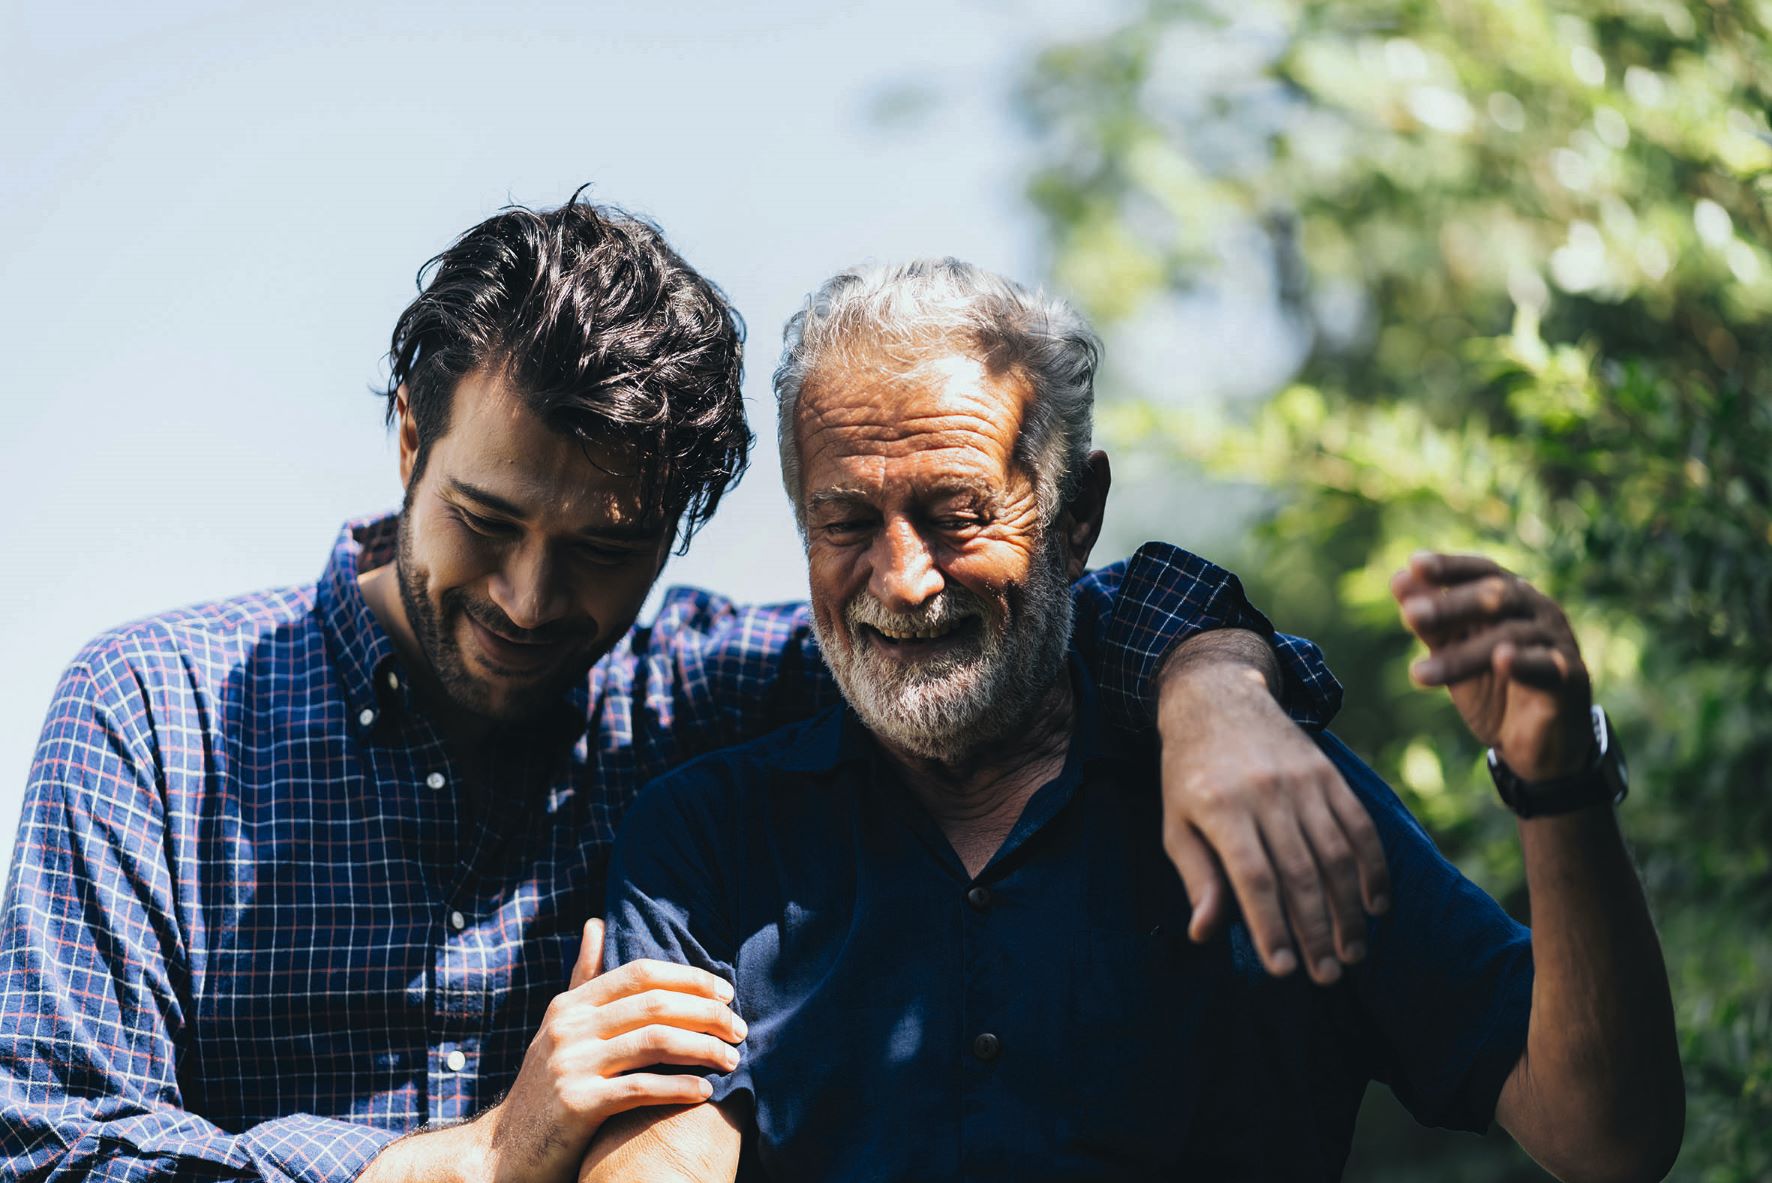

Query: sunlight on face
[797,349,1073,758]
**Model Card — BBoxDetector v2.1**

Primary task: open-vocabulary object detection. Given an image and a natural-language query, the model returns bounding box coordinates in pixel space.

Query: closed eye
[457,508,517,538]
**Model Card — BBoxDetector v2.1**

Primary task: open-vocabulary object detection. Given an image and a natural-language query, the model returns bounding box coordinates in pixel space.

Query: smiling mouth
[466,614,562,674]
[861,617,982,649]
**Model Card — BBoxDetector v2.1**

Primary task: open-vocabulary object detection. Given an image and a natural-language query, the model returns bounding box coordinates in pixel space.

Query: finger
[582,959,736,1007]
[594,990,748,1043]
[1409,551,1509,587]
[595,1073,716,1117]
[1412,620,1553,686]
[1259,814,1342,986]
[1163,820,1229,943]
[570,918,604,990]
[599,1025,744,1076]
[1321,774,1391,916]
[1495,641,1580,697]
[1207,819,1298,977]
[1295,792,1368,965]
[1399,575,1534,643]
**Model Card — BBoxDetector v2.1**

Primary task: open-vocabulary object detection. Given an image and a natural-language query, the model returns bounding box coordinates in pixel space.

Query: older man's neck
[881,675,1076,879]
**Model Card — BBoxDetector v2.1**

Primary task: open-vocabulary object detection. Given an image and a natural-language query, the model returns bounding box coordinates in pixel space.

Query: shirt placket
[428,785,516,1124]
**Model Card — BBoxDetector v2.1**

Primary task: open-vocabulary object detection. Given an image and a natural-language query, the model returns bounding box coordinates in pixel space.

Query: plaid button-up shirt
[0,514,1338,1182]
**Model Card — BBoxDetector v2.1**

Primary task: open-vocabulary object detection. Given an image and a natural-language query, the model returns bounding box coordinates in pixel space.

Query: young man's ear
[1060,451,1112,581]
[395,384,420,488]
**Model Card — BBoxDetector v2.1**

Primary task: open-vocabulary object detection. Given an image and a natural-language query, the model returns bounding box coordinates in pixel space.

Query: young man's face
[392,367,674,723]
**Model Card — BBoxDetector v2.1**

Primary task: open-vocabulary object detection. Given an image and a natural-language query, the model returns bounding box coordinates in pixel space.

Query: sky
[0,0,1299,874]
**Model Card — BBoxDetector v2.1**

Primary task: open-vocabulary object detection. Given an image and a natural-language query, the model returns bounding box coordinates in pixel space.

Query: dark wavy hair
[382,189,750,548]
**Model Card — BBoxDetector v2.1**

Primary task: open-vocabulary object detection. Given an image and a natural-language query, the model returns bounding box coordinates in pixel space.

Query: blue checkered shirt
[0,514,1338,1182]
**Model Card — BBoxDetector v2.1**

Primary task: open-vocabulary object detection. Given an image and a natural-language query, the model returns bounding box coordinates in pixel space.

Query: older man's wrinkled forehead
[793,335,1038,460]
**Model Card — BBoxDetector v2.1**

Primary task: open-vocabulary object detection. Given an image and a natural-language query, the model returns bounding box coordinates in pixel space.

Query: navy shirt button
[966,885,993,911]
[972,1032,1001,1061]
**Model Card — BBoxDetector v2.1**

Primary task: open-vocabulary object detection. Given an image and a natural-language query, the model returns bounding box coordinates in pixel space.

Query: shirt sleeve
[599,767,750,1108]
[1074,542,1343,732]
[1318,732,1534,1132]
[0,658,399,1183]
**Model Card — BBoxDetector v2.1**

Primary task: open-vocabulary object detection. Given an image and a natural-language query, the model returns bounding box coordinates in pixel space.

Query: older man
[582,260,1683,1181]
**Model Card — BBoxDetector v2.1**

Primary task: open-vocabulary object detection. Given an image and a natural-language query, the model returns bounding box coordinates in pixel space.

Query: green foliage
[1020,1,1772,1177]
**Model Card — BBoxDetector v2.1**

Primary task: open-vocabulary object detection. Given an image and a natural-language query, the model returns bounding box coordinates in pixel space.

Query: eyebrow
[447,479,668,541]
[806,480,999,512]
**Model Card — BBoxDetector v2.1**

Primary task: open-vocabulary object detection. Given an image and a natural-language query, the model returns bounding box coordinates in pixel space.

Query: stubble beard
[814,531,1075,762]
[393,511,587,725]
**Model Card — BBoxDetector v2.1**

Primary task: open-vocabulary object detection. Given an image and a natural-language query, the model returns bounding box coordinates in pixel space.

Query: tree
[1019,1,1772,1177]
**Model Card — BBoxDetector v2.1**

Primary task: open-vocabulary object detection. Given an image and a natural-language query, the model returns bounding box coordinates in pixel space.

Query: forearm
[1504,806,1683,1180]
[580,1103,741,1183]
[1161,627,1283,702]
[357,1121,484,1183]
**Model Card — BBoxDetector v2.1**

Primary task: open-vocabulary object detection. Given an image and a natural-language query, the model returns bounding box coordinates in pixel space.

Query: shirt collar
[313,512,590,751]
[315,513,404,736]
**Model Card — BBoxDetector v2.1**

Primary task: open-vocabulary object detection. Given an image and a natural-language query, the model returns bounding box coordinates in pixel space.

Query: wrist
[1160,631,1281,712]
[1157,657,1288,741]
[359,1118,489,1183]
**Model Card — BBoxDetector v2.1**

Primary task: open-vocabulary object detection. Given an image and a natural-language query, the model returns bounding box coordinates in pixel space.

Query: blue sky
[0,0,1152,870]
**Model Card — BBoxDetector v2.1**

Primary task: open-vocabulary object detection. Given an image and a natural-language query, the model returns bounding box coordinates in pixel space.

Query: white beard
[814,535,1074,761]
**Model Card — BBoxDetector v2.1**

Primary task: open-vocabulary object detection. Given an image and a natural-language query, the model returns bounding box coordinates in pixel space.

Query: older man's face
[796,349,1076,758]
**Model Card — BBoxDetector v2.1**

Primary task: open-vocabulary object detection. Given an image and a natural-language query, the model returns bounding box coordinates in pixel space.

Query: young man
[0,199,1380,1183]
[585,259,1682,1181]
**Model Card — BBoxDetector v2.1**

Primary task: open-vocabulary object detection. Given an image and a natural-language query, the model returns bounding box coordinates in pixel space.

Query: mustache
[446,591,593,647]
[845,587,985,633]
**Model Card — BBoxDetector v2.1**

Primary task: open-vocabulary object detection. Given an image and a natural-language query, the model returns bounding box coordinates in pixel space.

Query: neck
[358,563,498,750]
[877,671,1076,878]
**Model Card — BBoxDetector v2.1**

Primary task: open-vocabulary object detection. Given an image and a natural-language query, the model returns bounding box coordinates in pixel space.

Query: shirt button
[971,1032,1001,1062]
[385,670,401,691]
[966,886,993,912]
[449,910,467,932]
[445,1049,467,1072]
[358,708,377,728]
[426,771,447,790]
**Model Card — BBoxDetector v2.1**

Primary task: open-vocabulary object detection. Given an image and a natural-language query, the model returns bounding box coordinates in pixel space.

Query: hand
[1157,662,1390,986]
[472,919,747,1183]
[1391,552,1594,781]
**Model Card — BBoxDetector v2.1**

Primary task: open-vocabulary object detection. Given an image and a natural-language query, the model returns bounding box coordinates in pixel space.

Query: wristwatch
[1487,704,1629,818]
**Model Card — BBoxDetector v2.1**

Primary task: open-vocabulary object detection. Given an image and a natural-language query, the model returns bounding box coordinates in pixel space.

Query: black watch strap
[1487,705,1629,818]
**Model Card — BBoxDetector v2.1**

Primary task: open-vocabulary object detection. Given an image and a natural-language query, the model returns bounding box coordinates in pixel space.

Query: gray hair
[772,258,1101,529]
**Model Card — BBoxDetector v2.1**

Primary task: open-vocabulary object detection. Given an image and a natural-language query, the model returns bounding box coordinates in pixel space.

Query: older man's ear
[1060,450,1113,581]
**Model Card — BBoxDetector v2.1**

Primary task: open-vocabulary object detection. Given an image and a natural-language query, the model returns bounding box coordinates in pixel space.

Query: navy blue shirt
[603,660,1533,1180]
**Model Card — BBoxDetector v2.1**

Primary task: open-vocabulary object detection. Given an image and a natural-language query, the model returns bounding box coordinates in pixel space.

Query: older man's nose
[869,520,945,611]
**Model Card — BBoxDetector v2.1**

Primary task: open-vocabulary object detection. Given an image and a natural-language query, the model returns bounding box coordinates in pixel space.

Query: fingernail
[699,1078,715,1096]
[1413,659,1441,683]
[716,980,735,1002]
[1270,949,1297,975]
[1404,597,1433,623]
[1344,941,1367,963]
[1316,958,1343,984]
[1372,893,1390,914]
[734,1018,748,1039]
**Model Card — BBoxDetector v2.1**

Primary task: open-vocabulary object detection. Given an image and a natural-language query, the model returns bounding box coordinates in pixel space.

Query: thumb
[570,917,605,990]
[1165,824,1229,943]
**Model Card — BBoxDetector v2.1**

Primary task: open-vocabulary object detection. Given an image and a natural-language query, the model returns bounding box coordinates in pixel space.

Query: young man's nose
[489,545,570,633]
